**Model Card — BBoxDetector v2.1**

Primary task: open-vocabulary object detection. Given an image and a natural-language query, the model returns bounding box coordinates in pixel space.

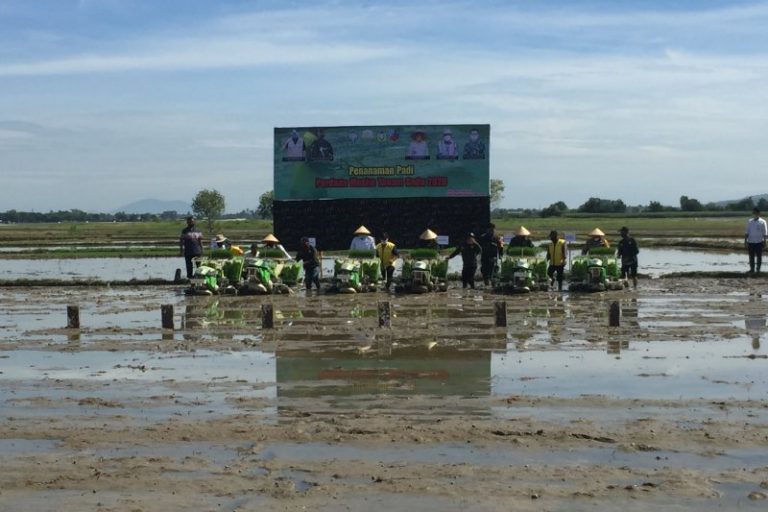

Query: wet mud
[1,278,767,511]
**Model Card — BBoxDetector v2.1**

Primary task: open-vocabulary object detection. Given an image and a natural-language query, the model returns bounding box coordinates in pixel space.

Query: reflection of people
[307,129,334,161]
[282,129,306,161]
[478,223,504,286]
[406,131,430,160]
[376,232,400,291]
[296,237,321,291]
[350,225,376,251]
[508,226,534,248]
[419,229,439,250]
[745,207,767,275]
[547,230,566,291]
[582,228,609,254]
[446,233,482,289]
[261,233,292,259]
[436,129,459,160]
[463,128,486,159]
[616,226,639,288]
[746,314,765,350]
[179,215,203,279]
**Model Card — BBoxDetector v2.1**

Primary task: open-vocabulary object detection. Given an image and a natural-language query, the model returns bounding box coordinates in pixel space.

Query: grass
[0,215,751,260]
[493,216,747,238]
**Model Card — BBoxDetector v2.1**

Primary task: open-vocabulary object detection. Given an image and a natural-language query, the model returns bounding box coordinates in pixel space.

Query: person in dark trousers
[296,237,321,291]
[446,233,482,289]
[375,232,399,291]
[478,223,504,286]
[179,215,203,279]
[745,207,768,275]
[616,226,640,288]
[546,230,566,291]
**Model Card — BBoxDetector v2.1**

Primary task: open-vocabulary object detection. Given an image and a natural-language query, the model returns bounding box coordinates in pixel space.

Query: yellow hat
[515,226,531,236]
[419,229,438,241]
[354,225,371,235]
[214,234,227,242]
[262,233,279,243]
[588,228,605,237]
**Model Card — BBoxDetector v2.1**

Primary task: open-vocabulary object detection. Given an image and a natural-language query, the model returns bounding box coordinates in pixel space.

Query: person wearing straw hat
[212,233,231,250]
[508,226,534,248]
[419,229,439,250]
[350,225,376,251]
[261,233,292,260]
[582,228,609,255]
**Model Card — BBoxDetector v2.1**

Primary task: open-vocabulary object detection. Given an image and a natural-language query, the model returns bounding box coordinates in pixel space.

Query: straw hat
[354,225,371,235]
[419,229,438,241]
[515,226,531,236]
[214,234,227,243]
[262,233,279,243]
[588,228,605,237]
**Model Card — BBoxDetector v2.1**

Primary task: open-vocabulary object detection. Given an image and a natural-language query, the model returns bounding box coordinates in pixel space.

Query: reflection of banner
[274,124,490,200]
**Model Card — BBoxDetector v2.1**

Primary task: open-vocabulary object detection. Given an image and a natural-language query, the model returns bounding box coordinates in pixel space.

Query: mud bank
[1,278,767,511]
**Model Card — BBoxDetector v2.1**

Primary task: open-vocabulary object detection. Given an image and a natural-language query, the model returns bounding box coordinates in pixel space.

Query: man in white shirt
[745,207,768,275]
[282,130,305,161]
[350,225,375,251]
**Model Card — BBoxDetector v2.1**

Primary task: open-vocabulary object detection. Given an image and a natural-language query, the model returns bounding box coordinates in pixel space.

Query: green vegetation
[191,189,226,233]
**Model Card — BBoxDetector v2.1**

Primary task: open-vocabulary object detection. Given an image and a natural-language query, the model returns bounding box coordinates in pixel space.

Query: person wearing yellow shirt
[547,230,567,291]
[375,232,399,291]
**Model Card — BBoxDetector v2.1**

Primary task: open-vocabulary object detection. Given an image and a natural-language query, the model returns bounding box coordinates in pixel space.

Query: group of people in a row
[180,207,768,291]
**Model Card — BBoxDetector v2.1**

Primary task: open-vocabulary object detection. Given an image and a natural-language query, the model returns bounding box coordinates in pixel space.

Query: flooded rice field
[0,247,752,281]
[1,279,767,511]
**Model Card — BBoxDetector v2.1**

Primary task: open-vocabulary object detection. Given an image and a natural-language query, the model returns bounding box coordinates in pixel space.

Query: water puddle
[0,247,753,282]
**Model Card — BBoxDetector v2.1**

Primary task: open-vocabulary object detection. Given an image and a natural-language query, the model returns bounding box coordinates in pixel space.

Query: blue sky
[2,0,767,212]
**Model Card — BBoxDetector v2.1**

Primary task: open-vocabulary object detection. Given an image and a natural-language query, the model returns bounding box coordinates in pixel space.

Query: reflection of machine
[570,248,625,292]
[328,251,380,293]
[397,249,448,294]
[497,247,548,293]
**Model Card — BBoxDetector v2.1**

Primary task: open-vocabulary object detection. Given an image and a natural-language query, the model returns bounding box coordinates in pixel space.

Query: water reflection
[744,295,766,350]
[275,340,495,402]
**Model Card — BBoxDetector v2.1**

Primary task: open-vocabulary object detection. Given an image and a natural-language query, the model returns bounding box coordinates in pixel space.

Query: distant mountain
[114,198,191,214]
[715,193,768,207]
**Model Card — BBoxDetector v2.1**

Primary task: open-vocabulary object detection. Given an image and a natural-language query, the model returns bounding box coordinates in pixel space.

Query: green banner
[274,124,490,200]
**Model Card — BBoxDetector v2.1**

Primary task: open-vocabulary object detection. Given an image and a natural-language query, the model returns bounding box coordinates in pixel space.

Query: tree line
[494,195,768,218]
[3,184,763,225]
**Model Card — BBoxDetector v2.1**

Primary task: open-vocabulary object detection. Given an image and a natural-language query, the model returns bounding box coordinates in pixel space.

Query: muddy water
[0,247,752,281]
[1,281,767,510]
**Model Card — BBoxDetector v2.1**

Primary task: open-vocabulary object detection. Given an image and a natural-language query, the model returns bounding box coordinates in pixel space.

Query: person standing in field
[446,233,482,289]
[375,232,399,291]
[478,223,504,286]
[546,230,566,291]
[745,207,768,275]
[296,237,321,291]
[179,215,204,279]
[616,226,639,288]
